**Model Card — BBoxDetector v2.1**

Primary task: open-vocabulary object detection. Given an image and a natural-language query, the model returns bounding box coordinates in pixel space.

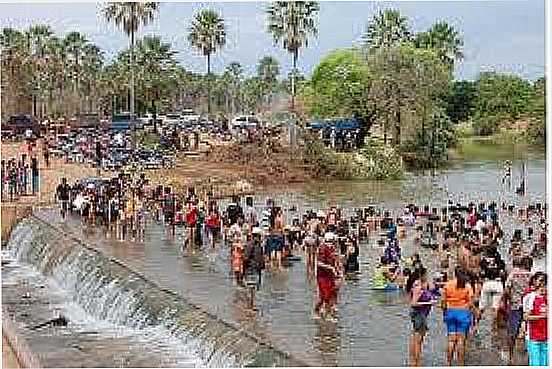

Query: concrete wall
[1,205,33,248]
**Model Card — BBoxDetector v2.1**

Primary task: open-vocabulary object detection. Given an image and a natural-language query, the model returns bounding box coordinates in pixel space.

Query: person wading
[442,266,474,366]
[408,267,434,366]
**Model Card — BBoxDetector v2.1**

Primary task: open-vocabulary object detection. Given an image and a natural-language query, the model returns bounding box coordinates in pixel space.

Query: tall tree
[266,1,319,111]
[103,2,159,115]
[188,9,226,115]
[224,62,243,114]
[414,21,463,67]
[363,9,411,51]
[134,35,177,128]
[367,44,451,145]
[26,24,55,117]
[1,28,29,117]
[63,31,88,113]
[81,43,104,112]
[257,56,280,108]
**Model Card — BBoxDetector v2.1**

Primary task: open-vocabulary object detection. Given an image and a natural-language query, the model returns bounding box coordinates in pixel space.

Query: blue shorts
[527,339,548,366]
[265,235,283,254]
[444,308,471,335]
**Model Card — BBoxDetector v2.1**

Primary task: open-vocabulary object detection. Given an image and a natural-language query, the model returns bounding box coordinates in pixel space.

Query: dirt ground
[1,138,314,204]
[1,140,106,206]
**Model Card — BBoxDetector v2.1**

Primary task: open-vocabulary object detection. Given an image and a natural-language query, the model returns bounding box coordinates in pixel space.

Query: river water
[5,140,547,367]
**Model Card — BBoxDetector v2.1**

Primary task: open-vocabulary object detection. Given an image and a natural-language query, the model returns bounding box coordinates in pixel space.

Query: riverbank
[1,141,110,207]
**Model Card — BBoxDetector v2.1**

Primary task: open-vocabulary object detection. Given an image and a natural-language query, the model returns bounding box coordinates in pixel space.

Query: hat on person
[252,227,262,235]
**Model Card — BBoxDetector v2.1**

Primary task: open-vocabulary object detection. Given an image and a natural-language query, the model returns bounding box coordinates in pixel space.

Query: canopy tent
[308,118,361,131]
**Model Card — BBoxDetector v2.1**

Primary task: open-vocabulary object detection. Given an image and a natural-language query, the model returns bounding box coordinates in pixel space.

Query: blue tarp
[308,118,361,131]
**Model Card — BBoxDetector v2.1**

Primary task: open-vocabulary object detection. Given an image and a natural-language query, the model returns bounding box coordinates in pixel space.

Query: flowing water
[2,140,547,367]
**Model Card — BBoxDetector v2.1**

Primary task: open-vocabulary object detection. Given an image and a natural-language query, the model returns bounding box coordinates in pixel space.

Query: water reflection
[314,318,341,366]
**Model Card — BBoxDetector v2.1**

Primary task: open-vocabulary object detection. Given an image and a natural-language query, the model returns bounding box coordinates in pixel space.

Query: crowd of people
[1,136,42,201]
[51,173,548,366]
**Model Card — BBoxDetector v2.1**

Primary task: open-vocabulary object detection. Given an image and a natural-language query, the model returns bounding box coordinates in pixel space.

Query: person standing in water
[502,160,512,187]
[408,267,434,366]
[523,272,548,366]
[315,233,340,320]
[442,266,474,366]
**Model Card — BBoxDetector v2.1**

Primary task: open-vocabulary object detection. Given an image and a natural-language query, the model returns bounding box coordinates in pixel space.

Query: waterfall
[7,216,301,368]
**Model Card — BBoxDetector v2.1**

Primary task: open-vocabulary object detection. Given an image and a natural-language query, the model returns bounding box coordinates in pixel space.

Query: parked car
[181,109,200,124]
[110,113,139,131]
[163,113,182,126]
[2,115,41,137]
[230,115,259,132]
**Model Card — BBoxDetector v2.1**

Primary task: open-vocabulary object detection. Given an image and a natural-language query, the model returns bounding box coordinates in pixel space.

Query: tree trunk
[130,6,136,117]
[206,53,211,115]
[395,106,401,146]
[152,97,157,133]
[291,50,298,111]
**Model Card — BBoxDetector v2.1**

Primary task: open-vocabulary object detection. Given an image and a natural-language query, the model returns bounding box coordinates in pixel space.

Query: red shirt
[317,244,336,279]
[524,291,547,341]
[185,207,198,226]
[206,213,220,228]
[467,213,477,228]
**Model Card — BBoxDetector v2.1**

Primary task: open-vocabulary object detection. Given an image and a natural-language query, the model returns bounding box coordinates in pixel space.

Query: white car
[181,109,200,124]
[138,114,154,126]
[230,115,259,132]
[163,114,182,126]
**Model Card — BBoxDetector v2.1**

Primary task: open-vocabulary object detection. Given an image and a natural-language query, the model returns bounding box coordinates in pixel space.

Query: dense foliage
[298,9,545,167]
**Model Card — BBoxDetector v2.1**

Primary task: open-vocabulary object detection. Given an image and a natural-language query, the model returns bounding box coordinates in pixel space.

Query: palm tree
[26,24,55,117]
[63,31,88,113]
[224,62,243,114]
[257,56,280,108]
[188,9,226,115]
[414,21,463,67]
[1,28,28,116]
[81,43,104,112]
[42,36,66,117]
[266,1,319,111]
[134,35,177,128]
[363,9,411,51]
[103,2,159,115]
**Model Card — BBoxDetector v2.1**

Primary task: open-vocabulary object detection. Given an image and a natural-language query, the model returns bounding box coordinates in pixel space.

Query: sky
[0,1,546,81]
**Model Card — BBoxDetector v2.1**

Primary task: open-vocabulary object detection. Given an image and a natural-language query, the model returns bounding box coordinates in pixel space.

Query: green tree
[63,31,89,113]
[266,1,319,111]
[526,77,545,143]
[307,48,372,120]
[363,9,411,51]
[366,43,451,145]
[26,24,55,117]
[1,28,29,118]
[134,35,177,128]
[242,77,263,113]
[443,80,476,123]
[103,2,159,116]
[257,56,280,108]
[188,9,226,115]
[414,21,463,67]
[473,72,533,135]
[224,62,243,114]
